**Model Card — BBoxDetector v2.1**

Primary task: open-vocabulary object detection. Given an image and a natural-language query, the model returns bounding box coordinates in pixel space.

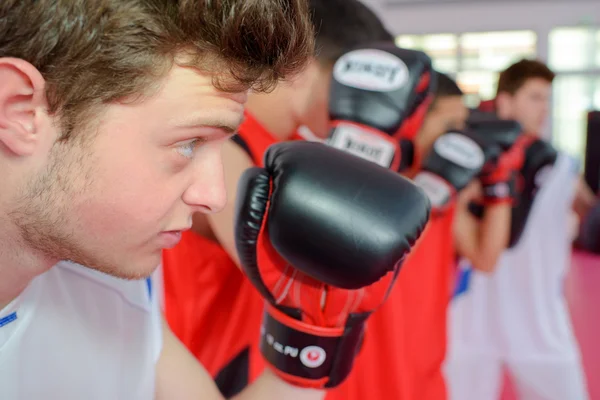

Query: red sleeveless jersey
[397,208,456,400]
[326,208,455,400]
[162,113,278,396]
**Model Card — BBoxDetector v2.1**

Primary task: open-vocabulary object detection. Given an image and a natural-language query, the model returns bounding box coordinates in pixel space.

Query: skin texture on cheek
[8,65,244,280]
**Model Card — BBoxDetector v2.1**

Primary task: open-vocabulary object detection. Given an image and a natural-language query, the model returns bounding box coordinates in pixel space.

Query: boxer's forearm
[156,318,325,400]
[475,204,511,272]
[454,203,510,273]
[232,369,325,400]
[453,204,480,265]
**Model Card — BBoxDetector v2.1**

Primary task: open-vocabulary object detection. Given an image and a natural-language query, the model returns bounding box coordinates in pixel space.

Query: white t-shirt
[0,261,162,399]
[449,152,582,360]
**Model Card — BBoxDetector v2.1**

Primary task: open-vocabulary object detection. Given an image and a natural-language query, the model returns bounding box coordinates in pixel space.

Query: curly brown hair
[0,0,315,137]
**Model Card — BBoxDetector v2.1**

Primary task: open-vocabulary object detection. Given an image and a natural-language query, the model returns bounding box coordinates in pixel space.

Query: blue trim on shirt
[453,267,472,298]
[146,278,153,300]
[0,312,17,328]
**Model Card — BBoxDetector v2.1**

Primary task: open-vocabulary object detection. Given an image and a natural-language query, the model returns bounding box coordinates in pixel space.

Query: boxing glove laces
[235,141,431,388]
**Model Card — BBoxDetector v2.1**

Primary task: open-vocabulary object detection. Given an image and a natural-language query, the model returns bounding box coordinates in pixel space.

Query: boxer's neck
[0,219,54,311]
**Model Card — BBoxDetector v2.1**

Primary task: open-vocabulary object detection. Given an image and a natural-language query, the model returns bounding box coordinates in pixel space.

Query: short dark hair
[1,0,314,138]
[429,72,463,112]
[497,59,555,96]
[309,0,394,66]
[435,72,463,98]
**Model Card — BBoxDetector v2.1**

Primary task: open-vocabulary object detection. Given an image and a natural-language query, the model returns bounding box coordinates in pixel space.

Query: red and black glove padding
[413,129,500,216]
[478,134,532,205]
[234,141,431,389]
[327,42,436,173]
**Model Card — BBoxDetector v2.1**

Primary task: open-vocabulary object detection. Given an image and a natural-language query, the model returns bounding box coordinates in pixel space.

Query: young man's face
[417,95,469,156]
[497,77,551,135]
[5,65,246,279]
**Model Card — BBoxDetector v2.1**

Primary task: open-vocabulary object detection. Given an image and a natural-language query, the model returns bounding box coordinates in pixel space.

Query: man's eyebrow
[172,114,244,134]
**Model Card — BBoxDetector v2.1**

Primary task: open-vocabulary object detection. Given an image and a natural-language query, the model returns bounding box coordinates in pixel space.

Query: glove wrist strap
[260,304,366,389]
[481,179,516,205]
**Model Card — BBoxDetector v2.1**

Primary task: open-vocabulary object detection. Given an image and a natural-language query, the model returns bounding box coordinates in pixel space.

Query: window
[460,31,537,71]
[594,77,600,109]
[549,27,597,72]
[552,75,594,159]
[395,30,538,105]
[455,71,499,108]
[549,27,600,162]
[395,34,458,74]
[596,30,600,68]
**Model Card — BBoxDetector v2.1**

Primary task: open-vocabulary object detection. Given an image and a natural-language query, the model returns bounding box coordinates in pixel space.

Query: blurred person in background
[327,63,520,399]
[446,58,597,400]
[327,71,474,400]
[397,72,524,400]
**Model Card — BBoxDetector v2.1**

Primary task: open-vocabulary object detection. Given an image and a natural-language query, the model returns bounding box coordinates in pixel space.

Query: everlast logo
[344,137,384,159]
[340,60,403,85]
[443,139,478,161]
[434,133,485,170]
[327,124,395,168]
[332,49,408,92]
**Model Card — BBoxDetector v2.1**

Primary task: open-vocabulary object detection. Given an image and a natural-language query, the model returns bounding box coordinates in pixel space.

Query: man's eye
[176,139,205,159]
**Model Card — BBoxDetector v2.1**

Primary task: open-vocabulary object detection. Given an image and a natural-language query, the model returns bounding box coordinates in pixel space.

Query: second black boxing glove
[235,141,430,388]
[414,130,499,213]
[326,43,435,171]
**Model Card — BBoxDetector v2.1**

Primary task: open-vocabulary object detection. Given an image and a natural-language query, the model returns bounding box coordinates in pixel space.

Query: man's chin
[75,256,161,281]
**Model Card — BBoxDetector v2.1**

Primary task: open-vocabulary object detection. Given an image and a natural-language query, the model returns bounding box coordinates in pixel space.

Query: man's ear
[0,58,47,156]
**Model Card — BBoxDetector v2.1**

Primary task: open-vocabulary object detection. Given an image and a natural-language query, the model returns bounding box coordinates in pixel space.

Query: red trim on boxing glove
[480,135,535,205]
[396,72,434,141]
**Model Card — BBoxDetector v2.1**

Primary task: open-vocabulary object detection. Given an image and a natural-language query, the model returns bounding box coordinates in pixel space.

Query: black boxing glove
[414,130,500,213]
[471,120,526,205]
[468,118,523,151]
[508,138,558,247]
[235,141,430,388]
[467,136,558,247]
[326,43,435,171]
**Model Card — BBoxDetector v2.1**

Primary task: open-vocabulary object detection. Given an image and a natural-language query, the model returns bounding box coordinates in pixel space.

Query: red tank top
[398,208,456,400]
[162,112,278,396]
[325,209,455,400]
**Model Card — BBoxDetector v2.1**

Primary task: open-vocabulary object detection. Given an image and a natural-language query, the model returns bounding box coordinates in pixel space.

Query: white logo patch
[433,133,485,170]
[299,346,327,369]
[333,49,409,92]
[327,124,395,168]
[414,172,452,208]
